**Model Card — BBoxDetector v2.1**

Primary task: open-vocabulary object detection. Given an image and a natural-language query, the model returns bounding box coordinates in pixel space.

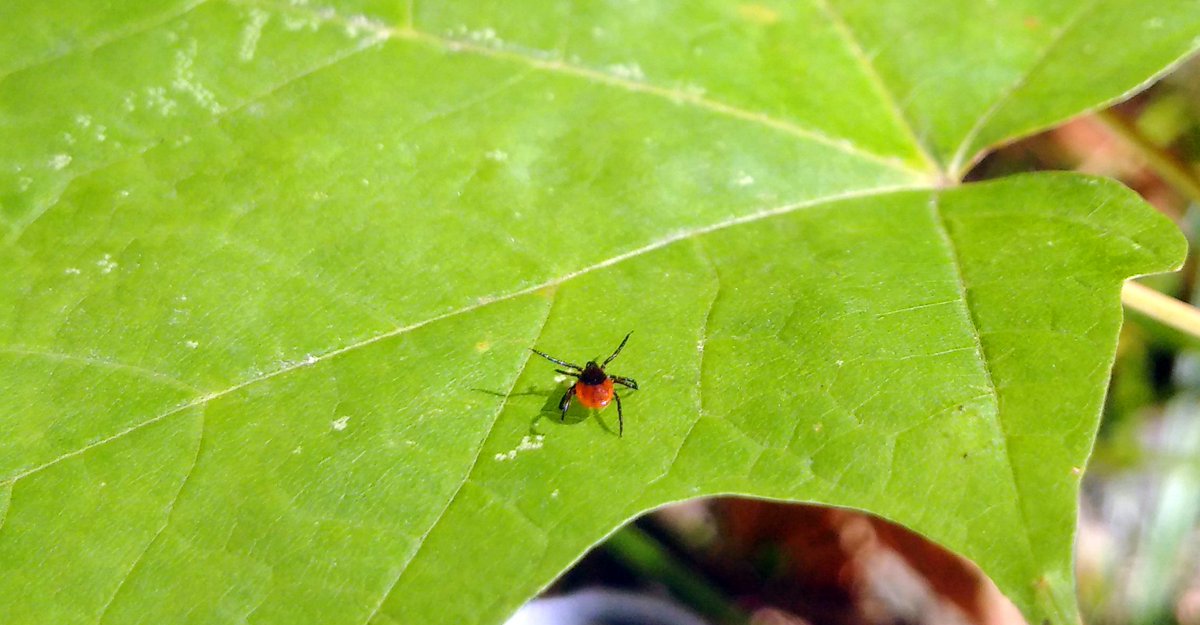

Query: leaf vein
[0,184,925,488]
[359,288,557,625]
[240,0,926,177]
[812,0,941,174]
[96,408,206,624]
[0,484,11,534]
[642,239,722,492]
[949,0,1102,174]
[0,346,200,393]
[0,0,211,83]
[926,191,1038,568]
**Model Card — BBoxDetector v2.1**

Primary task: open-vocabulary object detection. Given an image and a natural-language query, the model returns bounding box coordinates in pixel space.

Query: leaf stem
[605,524,749,625]
[1122,281,1200,339]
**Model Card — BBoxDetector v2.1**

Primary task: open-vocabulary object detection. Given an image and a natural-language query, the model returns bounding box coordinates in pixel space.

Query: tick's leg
[531,348,582,370]
[614,390,624,437]
[602,332,633,367]
[611,375,638,390]
[559,385,576,421]
[555,369,580,378]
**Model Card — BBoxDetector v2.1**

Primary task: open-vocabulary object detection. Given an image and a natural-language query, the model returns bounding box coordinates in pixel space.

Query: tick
[531,332,639,436]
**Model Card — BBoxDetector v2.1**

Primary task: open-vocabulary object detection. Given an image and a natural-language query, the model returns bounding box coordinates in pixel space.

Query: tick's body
[531,333,639,436]
[575,374,614,409]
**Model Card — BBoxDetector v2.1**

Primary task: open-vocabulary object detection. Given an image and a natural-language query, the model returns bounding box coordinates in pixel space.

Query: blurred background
[506,57,1200,625]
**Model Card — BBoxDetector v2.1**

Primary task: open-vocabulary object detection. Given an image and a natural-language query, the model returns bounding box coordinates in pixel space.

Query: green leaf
[0,1,1193,624]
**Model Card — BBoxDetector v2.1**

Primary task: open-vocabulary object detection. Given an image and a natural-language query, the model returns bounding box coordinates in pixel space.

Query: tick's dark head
[579,361,607,385]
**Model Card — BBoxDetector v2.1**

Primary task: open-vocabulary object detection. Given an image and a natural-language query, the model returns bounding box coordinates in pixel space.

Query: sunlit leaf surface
[1,1,1195,623]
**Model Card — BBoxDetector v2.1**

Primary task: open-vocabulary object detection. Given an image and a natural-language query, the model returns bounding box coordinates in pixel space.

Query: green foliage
[0,1,1196,624]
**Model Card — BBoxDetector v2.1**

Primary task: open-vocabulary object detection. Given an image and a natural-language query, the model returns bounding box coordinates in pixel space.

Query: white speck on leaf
[49,154,72,170]
[467,27,501,45]
[608,62,645,81]
[332,416,350,431]
[96,254,118,274]
[168,308,187,325]
[494,435,545,461]
[239,8,269,62]
[17,177,32,192]
[292,445,303,454]
[75,114,92,128]
[64,267,81,275]
[736,173,755,186]
[550,489,560,498]
[282,12,319,31]
[184,340,199,349]
[146,86,178,116]
[485,149,508,162]
[62,132,76,145]
[173,39,225,114]
[344,14,389,41]
[517,435,544,451]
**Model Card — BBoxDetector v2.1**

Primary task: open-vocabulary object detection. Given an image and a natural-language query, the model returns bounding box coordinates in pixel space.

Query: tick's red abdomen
[575,378,614,409]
